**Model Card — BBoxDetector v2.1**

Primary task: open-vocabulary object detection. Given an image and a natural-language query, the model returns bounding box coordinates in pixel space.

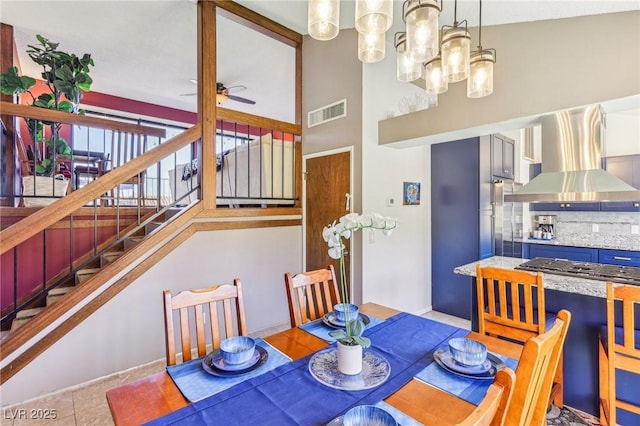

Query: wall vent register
[515,257,640,285]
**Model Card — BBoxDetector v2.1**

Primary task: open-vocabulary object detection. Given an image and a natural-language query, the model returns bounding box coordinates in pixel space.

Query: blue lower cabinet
[526,244,599,262]
[599,249,640,267]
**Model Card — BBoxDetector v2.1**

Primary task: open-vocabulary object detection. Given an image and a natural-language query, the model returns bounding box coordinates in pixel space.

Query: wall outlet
[592,224,599,233]
[632,225,639,234]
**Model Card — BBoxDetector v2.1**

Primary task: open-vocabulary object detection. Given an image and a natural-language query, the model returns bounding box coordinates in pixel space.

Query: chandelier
[308,0,496,100]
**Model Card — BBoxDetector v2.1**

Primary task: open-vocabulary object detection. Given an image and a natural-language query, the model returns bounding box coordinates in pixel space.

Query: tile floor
[0,311,597,425]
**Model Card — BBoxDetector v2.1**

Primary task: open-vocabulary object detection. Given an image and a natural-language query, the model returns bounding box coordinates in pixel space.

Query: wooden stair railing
[0,115,202,255]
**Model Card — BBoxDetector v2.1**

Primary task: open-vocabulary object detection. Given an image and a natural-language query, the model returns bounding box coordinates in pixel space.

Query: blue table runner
[146,312,467,426]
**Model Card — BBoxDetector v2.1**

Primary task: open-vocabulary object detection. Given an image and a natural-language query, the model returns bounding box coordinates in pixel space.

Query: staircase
[4,207,184,335]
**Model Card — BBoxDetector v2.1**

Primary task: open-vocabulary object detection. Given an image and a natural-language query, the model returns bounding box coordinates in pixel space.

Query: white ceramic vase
[337,341,363,375]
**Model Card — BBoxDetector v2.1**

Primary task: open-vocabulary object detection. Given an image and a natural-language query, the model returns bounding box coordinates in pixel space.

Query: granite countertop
[507,234,639,251]
[453,256,608,298]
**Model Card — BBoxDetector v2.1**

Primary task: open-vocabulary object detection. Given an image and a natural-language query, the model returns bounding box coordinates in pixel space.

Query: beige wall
[302,29,365,302]
[379,11,640,147]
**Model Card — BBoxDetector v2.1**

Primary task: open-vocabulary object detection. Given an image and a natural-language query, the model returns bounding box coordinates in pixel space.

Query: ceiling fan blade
[227,94,256,105]
[226,85,247,94]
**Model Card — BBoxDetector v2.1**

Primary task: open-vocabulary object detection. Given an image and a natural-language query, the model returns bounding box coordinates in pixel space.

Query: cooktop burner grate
[515,257,640,285]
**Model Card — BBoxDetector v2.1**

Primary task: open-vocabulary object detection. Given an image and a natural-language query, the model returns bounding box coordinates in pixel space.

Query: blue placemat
[414,347,518,405]
[166,339,291,402]
[300,315,385,343]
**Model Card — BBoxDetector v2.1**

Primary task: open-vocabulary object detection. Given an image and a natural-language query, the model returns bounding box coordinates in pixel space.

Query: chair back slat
[285,265,340,327]
[506,310,571,425]
[454,367,516,426]
[600,282,640,425]
[476,265,546,342]
[163,280,247,366]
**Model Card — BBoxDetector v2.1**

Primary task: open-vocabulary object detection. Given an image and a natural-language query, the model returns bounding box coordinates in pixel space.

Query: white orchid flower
[328,244,343,259]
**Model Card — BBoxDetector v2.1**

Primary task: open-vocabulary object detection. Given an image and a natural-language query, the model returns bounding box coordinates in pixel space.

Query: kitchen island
[454,256,639,423]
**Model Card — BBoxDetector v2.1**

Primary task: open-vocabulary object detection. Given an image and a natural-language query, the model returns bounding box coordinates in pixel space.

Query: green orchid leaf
[346,319,365,337]
[329,329,346,339]
[352,336,371,348]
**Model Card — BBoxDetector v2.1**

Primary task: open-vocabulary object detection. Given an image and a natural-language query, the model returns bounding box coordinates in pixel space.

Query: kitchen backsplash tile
[530,211,640,251]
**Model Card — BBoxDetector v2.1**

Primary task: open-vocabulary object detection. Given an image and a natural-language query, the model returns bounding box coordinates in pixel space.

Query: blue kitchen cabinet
[599,249,640,267]
[601,154,640,212]
[528,163,600,211]
[525,243,599,262]
[431,136,492,320]
[491,134,515,180]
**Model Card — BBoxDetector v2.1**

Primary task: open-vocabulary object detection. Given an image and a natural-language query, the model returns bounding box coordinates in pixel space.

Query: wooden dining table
[106,303,523,425]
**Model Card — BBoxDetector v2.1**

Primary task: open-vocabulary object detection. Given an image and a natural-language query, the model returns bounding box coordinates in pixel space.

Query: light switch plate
[386,197,395,207]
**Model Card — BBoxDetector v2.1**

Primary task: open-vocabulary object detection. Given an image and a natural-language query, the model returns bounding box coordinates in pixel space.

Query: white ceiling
[1,1,638,124]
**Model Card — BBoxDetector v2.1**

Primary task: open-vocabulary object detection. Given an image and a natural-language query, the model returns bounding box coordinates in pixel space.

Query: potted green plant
[0,34,94,176]
[323,212,397,374]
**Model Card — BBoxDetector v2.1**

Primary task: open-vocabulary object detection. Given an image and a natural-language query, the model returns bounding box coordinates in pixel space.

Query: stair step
[46,286,74,306]
[76,268,101,284]
[124,236,144,250]
[101,251,124,267]
[11,307,45,332]
[145,221,163,234]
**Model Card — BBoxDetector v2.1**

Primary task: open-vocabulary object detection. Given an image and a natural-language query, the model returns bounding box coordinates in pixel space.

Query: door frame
[302,146,354,295]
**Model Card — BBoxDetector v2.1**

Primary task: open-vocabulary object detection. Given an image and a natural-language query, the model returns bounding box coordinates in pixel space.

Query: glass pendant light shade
[424,55,448,95]
[404,0,440,63]
[395,33,422,82]
[358,32,385,63]
[308,0,340,41]
[467,49,495,98]
[441,25,471,83]
[355,0,393,35]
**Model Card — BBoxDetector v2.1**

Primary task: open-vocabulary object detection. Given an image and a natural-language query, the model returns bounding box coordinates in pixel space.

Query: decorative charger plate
[202,346,268,377]
[325,415,403,426]
[433,347,504,380]
[308,347,391,390]
[322,313,371,329]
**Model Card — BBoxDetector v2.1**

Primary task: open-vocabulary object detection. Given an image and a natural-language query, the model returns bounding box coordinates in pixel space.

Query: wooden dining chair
[454,367,516,426]
[504,309,571,426]
[475,265,563,407]
[163,279,247,366]
[598,282,640,426]
[284,265,340,327]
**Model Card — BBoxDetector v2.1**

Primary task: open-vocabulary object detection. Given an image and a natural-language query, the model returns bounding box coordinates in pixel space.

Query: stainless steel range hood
[505,105,640,202]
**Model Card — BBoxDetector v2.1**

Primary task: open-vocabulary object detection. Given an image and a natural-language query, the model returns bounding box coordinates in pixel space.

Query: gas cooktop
[515,257,640,285]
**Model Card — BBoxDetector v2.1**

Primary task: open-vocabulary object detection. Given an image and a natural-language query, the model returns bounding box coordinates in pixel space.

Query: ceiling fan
[180,81,256,105]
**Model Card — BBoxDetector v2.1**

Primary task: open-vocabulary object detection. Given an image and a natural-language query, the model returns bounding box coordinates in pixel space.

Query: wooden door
[305,151,351,290]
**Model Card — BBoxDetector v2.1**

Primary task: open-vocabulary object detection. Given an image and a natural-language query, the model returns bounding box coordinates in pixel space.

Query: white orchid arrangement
[322,213,398,347]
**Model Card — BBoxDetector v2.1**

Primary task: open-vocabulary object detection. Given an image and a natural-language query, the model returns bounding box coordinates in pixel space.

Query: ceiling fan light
[467,49,495,98]
[441,25,471,83]
[308,0,340,41]
[216,92,229,104]
[424,55,448,95]
[404,0,440,63]
[358,32,385,63]
[355,0,393,34]
[395,33,422,82]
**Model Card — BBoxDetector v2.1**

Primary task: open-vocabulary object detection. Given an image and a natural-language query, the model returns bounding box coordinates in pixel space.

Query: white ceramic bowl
[448,337,487,366]
[219,336,256,365]
[333,303,359,323]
